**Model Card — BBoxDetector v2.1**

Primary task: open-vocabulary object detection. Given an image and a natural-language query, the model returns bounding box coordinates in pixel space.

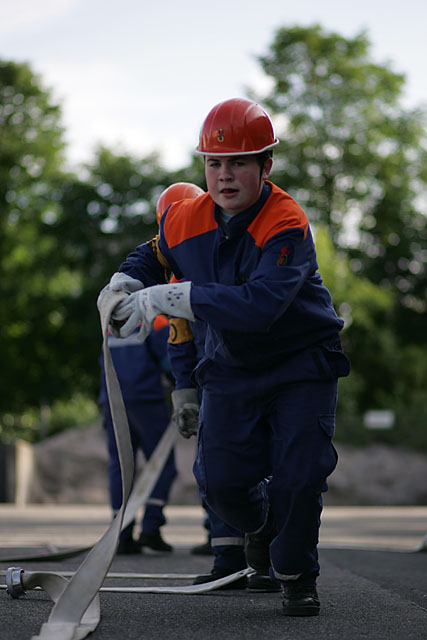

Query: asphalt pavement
[0,505,426,640]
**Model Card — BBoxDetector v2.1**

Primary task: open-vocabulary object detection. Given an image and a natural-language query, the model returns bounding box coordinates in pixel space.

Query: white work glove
[97,272,144,337]
[109,272,144,293]
[97,272,144,306]
[171,388,200,439]
[112,281,195,341]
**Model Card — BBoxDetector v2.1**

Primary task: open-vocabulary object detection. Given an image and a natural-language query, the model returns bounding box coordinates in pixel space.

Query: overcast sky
[1,0,426,170]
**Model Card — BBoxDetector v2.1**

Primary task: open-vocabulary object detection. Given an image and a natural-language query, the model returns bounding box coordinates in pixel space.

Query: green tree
[169,155,207,193]
[256,25,425,236]
[256,25,426,316]
[0,60,178,440]
[315,226,395,409]
[316,227,427,450]
[0,60,67,422]
[253,25,427,430]
[45,146,173,409]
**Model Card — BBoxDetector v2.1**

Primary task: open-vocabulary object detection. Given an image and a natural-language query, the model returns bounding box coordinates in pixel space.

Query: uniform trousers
[102,399,177,537]
[193,350,341,585]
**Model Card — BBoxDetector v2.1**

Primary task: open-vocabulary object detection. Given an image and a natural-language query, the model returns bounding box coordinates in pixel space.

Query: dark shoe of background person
[190,536,213,556]
[138,531,173,552]
[193,566,248,590]
[247,572,281,592]
[116,537,143,555]
[282,584,320,616]
[244,507,277,574]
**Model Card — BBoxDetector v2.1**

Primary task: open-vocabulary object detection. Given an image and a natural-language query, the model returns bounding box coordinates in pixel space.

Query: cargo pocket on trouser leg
[313,414,338,492]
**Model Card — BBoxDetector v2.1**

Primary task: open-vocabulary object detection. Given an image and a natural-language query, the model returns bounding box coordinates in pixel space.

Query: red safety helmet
[156,182,205,225]
[195,98,279,157]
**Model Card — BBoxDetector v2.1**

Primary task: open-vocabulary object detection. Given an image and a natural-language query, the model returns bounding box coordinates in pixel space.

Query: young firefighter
[99,98,350,615]
[157,183,252,590]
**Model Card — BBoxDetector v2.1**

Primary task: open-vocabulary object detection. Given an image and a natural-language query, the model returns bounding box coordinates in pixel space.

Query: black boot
[138,531,173,552]
[282,584,320,616]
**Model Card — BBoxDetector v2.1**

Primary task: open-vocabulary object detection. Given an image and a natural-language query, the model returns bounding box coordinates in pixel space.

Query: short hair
[255,149,273,175]
[255,149,273,169]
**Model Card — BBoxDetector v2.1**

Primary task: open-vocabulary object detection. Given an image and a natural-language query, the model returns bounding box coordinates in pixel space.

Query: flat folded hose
[4,291,254,640]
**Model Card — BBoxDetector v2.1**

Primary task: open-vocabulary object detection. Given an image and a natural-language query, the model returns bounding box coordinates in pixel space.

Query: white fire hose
[2,290,254,640]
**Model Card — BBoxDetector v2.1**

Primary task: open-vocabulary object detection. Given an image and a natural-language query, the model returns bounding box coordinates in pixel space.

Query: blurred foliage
[1,29,426,452]
[253,24,427,449]
[40,147,173,402]
[0,393,99,444]
[256,24,426,335]
[315,227,427,451]
[0,60,68,415]
[0,60,176,435]
[316,226,395,408]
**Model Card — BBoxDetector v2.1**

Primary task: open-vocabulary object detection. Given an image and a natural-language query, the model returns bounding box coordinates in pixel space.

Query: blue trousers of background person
[202,500,246,571]
[102,399,177,538]
[193,341,349,586]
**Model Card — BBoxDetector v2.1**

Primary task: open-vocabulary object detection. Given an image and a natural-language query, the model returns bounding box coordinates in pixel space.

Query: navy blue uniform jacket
[119,181,345,371]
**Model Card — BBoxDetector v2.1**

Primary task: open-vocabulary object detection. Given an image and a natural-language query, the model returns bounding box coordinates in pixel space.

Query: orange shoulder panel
[247,182,308,248]
[163,193,217,249]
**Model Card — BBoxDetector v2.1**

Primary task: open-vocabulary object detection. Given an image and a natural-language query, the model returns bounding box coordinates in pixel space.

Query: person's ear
[262,157,273,180]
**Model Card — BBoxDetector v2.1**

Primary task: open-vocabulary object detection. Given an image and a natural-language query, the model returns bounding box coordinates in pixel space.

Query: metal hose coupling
[6,567,26,598]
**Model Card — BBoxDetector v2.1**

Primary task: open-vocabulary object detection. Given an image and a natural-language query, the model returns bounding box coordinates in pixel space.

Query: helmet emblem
[217,128,224,142]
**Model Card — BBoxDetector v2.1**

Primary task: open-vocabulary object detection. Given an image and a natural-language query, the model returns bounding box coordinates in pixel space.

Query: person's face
[204,155,272,216]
